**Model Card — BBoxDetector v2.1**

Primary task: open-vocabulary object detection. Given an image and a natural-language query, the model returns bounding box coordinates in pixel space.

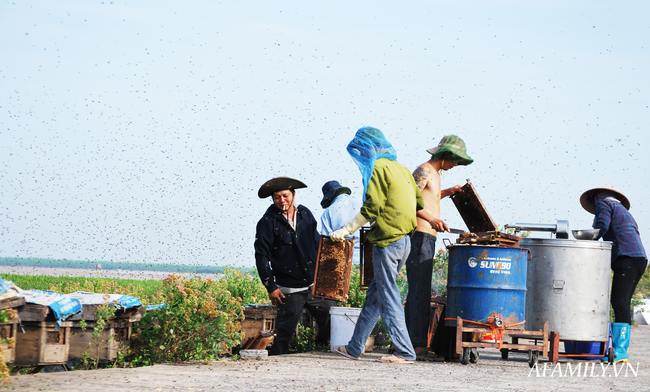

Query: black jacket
[254,204,320,293]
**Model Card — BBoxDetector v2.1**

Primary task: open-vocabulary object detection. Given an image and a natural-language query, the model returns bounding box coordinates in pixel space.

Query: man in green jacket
[330,126,423,364]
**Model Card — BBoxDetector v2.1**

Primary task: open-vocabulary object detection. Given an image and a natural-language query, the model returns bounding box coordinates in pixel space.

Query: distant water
[0,265,220,281]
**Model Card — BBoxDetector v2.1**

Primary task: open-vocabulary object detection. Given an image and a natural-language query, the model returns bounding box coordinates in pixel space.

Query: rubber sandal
[377,354,414,364]
[331,345,359,360]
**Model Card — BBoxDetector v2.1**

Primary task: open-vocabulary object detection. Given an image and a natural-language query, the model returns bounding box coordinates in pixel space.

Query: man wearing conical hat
[255,177,334,355]
[580,185,647,364]
[405,135,473,361]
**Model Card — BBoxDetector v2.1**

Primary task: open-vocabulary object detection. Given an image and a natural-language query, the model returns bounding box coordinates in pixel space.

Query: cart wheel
[469,347,479,364]
[608,348,615,363]
[461,347,470,365]
[500,348,509,360]
[528,350,539,368]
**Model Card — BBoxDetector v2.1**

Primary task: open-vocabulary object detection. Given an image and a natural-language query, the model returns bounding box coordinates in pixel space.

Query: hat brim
[321,187,351,208]
[427,148,474,165]
[579,186,630,214]
[258,177,307,199]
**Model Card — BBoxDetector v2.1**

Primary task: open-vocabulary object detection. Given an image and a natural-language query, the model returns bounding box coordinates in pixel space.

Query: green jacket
[360,158,424,247]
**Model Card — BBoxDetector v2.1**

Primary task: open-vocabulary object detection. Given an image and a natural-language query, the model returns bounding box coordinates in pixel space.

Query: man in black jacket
[255,177,334,355]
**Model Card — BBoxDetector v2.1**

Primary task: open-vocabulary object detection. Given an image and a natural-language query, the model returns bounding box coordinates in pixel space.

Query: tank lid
[520,238,612,250]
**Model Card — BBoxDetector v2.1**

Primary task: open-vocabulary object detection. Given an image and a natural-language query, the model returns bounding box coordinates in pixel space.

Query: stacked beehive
[11,295,143,366]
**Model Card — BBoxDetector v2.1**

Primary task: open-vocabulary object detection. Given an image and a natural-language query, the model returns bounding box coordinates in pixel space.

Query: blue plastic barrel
[446,245,528,328]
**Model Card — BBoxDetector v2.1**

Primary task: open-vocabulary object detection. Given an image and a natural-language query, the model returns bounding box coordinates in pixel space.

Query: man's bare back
[412,159,462,236]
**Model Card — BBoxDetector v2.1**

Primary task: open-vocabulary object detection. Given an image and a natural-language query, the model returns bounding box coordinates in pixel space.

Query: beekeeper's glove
[330,213,368,242]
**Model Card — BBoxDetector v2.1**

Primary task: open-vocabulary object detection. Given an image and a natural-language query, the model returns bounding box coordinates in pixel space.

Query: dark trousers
[269,290,334,355]
[404,231,436,348]
[611,256,647,324]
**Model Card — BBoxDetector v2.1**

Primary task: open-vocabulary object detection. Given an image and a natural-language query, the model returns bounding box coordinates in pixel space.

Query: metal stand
[549,335,612,362]
[455,316,555,367]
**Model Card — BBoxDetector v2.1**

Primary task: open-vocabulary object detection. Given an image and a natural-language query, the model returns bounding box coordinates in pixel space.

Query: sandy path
[10,325,650,392]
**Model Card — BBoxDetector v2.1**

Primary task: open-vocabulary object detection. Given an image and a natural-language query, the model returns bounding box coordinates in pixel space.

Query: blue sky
[1,1,649,267]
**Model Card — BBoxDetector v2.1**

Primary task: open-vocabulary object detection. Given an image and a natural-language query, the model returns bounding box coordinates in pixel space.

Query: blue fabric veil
[346,127,397,201]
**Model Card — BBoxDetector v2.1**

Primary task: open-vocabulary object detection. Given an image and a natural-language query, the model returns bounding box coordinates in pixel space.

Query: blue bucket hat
[320,180,351,208]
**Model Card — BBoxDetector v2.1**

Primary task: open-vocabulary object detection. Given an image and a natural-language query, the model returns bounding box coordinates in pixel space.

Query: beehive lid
[450,179,498,233]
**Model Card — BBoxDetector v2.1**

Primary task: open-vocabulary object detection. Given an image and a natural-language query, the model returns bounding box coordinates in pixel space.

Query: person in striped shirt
[581,185,647,363]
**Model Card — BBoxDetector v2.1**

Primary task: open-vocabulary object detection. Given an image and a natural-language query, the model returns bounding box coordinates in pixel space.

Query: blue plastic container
[564,341,602,356]
[446,245,528,327]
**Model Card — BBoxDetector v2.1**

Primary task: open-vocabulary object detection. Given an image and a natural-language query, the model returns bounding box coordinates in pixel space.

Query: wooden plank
[68,320,131,362]
[0,296,25,310]
[14,324,42,365]
[14,321,73,366]
[42,325,69,363]
[455,317,463,355]
[241,331,275,350]
[462,341,548,356]
[426,300,445,349]
[68,304,143,321]
[17,303,51,322]
[542,321,549,358]
[549,331,560,364]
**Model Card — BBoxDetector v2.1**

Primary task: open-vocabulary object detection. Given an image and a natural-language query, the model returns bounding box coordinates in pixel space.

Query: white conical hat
[579,185,630,214]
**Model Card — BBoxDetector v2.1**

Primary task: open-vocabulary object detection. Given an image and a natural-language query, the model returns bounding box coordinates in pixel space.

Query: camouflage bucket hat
[426,135,473,165]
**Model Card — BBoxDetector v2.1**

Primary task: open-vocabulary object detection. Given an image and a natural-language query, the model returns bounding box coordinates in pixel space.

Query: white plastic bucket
[329,306,363,352]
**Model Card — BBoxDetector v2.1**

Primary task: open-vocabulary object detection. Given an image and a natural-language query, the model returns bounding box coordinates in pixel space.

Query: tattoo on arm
[412,167,431,190]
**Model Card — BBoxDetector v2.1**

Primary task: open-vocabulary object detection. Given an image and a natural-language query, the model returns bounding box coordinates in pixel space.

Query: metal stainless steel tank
[521,238,612,341]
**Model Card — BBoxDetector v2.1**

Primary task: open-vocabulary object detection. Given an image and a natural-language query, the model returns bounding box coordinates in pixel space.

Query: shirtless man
[404,135,473,360]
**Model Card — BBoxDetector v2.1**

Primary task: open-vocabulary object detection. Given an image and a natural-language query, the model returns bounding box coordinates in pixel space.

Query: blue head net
[346,127,398,202]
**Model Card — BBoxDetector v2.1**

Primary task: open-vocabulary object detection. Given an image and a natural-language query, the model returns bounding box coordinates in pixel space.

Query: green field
[1,273,164,304]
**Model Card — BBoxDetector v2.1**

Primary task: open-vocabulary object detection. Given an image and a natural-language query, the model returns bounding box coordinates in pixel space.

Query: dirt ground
[9,325,650,392]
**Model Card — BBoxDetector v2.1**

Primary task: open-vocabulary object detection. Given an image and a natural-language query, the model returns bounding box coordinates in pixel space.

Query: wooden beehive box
[241,305,276,347]
[68,319,132,363]
[312,236,354,303]
[14,321,72,366]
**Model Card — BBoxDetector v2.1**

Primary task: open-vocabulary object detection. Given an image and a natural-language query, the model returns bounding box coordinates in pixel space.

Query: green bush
[215,268,270,306]
[131,275,244,364]
[432,249,448,297]
[345,267,367,308]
